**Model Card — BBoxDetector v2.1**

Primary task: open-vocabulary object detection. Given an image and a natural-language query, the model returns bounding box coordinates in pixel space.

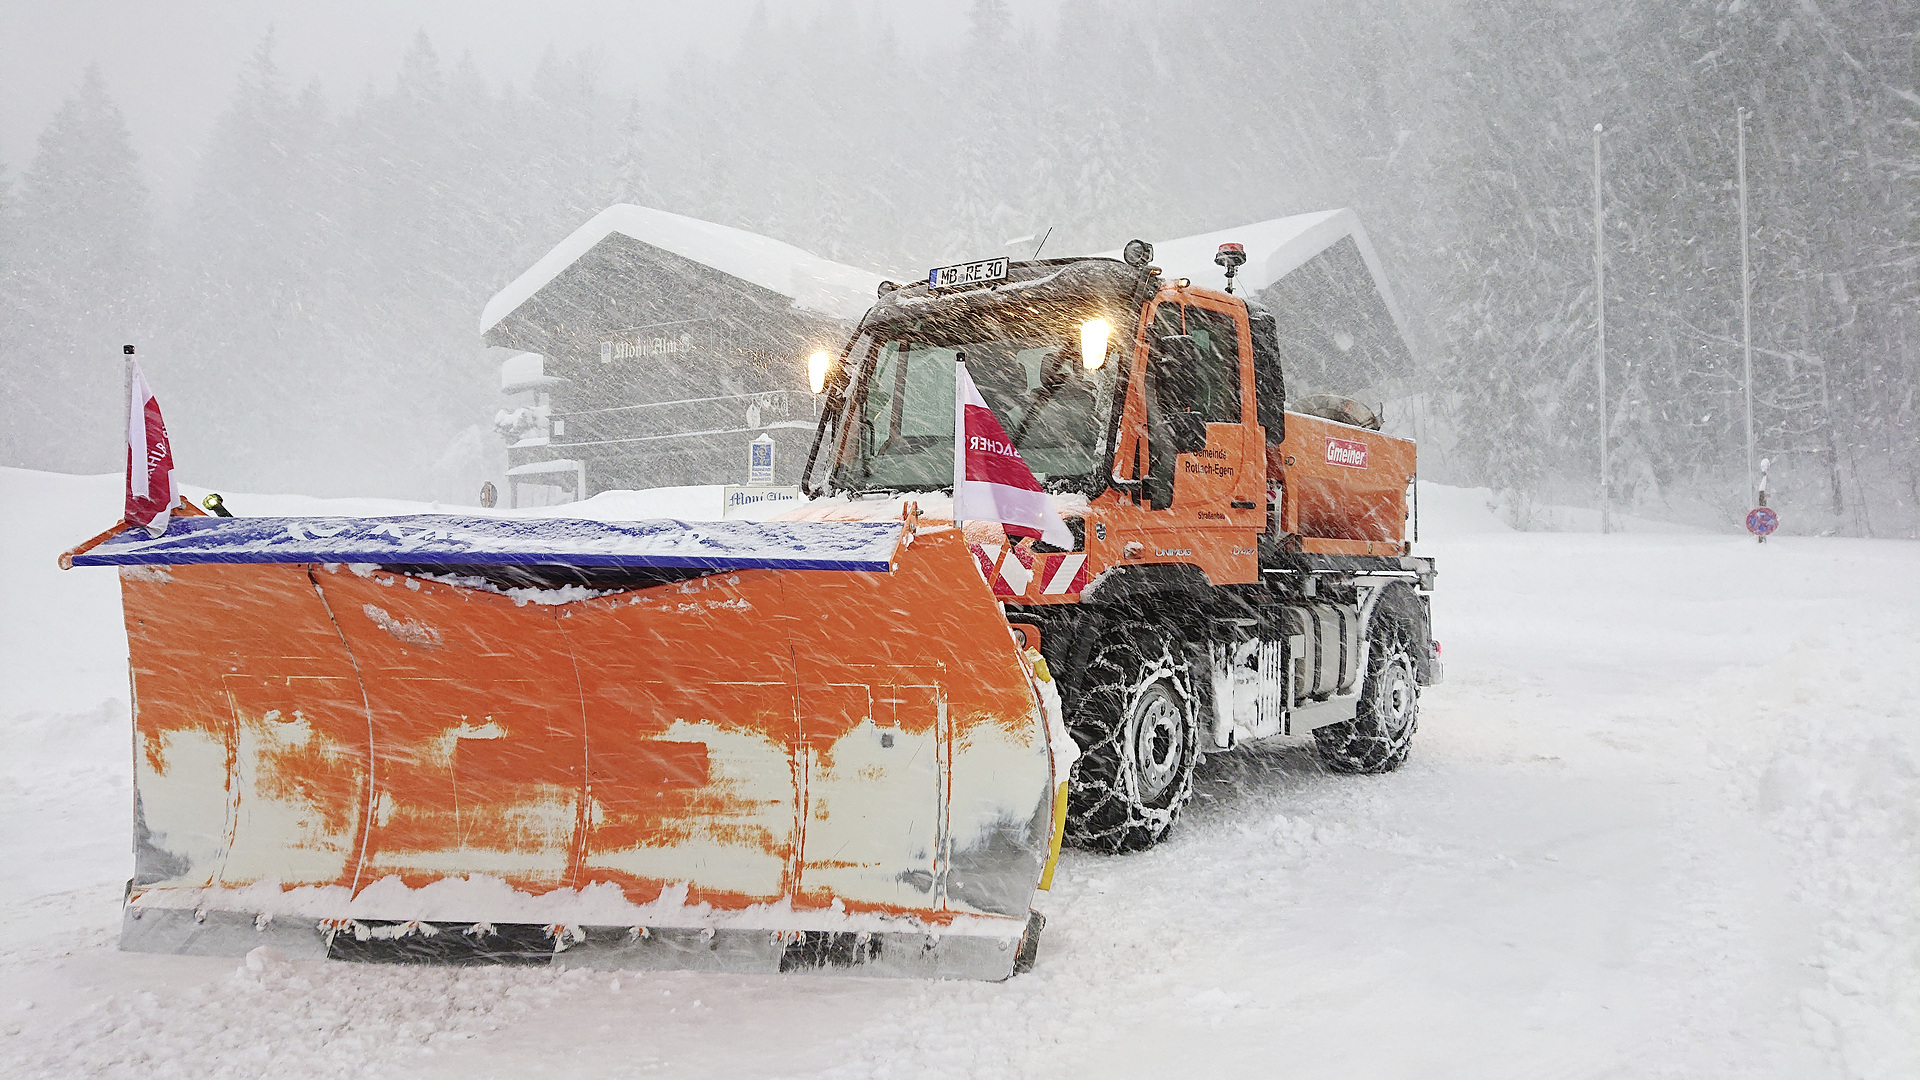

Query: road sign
[1745,506,1778,537]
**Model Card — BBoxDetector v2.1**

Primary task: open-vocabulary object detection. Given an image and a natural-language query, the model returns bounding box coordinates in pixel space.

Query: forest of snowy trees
[1,0,1913,534]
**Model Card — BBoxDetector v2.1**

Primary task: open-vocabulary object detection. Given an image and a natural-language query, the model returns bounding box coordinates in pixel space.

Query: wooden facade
[481,211,876,502]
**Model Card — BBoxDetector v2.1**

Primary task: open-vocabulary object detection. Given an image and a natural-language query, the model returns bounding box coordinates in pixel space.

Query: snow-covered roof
[480,204,888,333]
[1102,209,1410,339]
[499,351,564,393]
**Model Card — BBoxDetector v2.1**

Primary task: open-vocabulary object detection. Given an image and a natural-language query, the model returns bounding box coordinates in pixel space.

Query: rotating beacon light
[1215,242,1246,294]
[807,350,832,395]
[1080,318,1111,370]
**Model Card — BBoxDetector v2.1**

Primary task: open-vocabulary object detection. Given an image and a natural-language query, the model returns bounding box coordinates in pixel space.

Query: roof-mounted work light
[1214,242,1246,294]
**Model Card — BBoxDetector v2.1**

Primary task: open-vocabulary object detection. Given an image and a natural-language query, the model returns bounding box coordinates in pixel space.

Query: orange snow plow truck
[66,241,1438,981]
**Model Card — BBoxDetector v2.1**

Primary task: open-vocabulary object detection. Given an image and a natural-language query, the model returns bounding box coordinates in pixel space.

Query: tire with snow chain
[1063,624,1200,853]
[1313,618,1420,774]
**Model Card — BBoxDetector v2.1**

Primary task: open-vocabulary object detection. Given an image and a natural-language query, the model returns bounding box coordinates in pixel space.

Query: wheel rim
[1127,684,1186,804]
[1375,651,1417,737]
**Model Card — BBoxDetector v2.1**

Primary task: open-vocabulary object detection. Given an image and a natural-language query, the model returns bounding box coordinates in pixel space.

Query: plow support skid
[99,521,1056,979]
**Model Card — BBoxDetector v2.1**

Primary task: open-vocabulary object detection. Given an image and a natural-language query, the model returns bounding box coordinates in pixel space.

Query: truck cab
[801,246,1439,851]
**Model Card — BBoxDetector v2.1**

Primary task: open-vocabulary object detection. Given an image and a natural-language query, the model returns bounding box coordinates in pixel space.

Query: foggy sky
[0,1,1056,209]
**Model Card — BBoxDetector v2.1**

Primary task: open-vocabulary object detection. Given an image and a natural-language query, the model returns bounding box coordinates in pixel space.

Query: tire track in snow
[2,947,570,1080]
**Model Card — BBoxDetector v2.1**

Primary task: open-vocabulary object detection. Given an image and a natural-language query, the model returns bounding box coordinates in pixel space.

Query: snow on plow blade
[72,517,1059,980]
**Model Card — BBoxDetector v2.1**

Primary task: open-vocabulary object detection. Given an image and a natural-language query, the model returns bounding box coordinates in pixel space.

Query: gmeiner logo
[1325,437,1368,469]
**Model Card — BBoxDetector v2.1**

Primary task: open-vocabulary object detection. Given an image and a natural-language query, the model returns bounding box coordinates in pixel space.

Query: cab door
[1106,291,1264,583]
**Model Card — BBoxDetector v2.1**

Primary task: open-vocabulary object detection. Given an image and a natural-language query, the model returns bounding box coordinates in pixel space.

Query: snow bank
[5,943,571,1080]
[1415,481,1719,536]
[1739,625,1920,1077]
[0,469,132,717]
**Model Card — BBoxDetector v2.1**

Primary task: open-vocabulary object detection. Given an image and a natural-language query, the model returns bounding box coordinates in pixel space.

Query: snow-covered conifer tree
[0,64,154,471]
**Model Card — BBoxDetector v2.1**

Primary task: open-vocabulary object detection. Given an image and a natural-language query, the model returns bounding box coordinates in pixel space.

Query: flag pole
[1737,106,1755,507]
[123,344,135,494]
[952,354,966,530]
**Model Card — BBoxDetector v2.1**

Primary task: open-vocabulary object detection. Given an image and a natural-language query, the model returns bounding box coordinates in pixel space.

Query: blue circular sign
[1746,507,1779,536]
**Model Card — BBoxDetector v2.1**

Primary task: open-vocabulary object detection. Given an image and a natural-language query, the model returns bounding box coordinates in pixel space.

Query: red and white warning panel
[972,542,1092,599]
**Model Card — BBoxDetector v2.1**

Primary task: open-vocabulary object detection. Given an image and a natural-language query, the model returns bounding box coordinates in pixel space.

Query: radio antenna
[1031,227,1054,260]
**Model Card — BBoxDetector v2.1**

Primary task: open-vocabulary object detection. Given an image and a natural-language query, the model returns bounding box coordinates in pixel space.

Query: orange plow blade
[75,517,1061,979]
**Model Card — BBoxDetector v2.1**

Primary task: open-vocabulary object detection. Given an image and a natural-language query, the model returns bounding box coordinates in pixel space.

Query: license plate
[928,257,1008,289]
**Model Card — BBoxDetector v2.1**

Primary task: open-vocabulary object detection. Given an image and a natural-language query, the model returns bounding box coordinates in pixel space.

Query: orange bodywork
[119,526,1056,930]
[1270,410,1415,553]
[956,281,1414,601]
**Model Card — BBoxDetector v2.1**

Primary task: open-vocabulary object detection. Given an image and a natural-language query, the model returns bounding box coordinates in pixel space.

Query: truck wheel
[1064,625,1199,852]
[1313,623,1419,774]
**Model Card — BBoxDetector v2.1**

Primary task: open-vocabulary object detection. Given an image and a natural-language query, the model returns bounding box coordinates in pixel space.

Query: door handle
[1230,499,1257,509]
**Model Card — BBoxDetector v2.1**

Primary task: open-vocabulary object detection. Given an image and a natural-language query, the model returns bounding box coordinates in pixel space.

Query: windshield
[829,299,1130,494]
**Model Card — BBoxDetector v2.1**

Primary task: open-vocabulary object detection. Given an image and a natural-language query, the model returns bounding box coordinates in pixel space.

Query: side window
[1247,308,1286,444]
[1148,303,1241,425]
[844,341,956,489]
[1182,307,1243,424]
[1150,301,1184,342]
[1141,301,1245,510]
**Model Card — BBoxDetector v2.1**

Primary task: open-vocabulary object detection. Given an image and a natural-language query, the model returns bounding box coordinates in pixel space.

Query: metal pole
[123,344,135,496]
[1737,107,1755,506]
[1593,123,1610,534]
[951,356,966,529]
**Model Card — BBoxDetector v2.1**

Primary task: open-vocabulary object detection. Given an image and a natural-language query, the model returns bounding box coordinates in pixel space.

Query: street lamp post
[1737,107,1756,506]
[1593,123,1610,534]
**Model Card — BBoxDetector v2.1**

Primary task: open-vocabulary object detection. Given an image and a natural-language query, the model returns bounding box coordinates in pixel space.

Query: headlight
[1080,319,1111,371]
[808,351,832,395]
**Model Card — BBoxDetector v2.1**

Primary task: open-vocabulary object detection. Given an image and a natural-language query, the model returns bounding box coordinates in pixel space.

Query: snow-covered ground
[1,467,1914,1079]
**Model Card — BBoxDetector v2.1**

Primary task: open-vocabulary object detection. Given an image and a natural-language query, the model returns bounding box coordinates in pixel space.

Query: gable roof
[480,204,888,333]
[1101,208,1410,342]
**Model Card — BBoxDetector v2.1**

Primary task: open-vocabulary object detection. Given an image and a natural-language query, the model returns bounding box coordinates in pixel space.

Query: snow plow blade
[71,516,1061,980]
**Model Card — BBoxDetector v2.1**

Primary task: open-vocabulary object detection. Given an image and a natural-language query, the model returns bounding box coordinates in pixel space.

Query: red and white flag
[125,359,178,538]
[952,363,1074,549]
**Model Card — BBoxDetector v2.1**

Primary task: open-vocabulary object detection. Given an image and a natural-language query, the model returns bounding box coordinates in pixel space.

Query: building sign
[723,485,803,518]
[599,318,717,365]
[749,433,776,484]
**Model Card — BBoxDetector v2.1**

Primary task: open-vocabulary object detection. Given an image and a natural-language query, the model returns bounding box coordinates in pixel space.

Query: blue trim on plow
[70,515,902,573]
